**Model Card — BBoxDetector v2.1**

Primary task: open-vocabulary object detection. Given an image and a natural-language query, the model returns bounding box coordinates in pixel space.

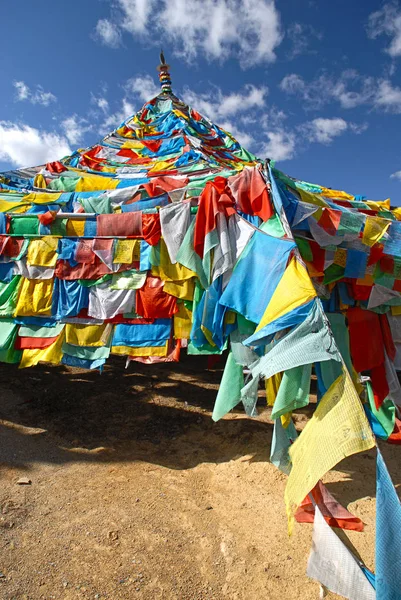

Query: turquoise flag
[212,352,244,422]
[376,448,401,599]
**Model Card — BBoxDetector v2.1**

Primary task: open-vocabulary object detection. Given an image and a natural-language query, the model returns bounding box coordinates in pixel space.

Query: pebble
[16,477,31,485]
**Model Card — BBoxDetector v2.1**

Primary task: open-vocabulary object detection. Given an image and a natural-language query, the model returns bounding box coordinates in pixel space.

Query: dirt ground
[0,354,399,600]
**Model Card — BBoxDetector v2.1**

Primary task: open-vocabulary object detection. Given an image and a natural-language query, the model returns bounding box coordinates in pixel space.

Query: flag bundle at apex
[0,57,401,594]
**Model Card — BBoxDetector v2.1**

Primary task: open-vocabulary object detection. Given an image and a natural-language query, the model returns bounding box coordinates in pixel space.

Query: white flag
[307,507,376,600]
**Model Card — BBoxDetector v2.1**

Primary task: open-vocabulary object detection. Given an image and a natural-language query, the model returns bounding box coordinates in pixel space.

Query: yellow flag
[14,279,54,316]
[174,303,192,339]
[256,258,316,332]
[200,325,216,347]
[66,219,85,237]
[164,279,195,301]
[113,239,140,264]
[111,343,168,357]
[393,207,401,222]
[333,248,347,268]
[0,200,29,213]
[297,188,328,208]
[121,140,147,149]
[281,412,292,429]
[151,240,196,281]
[33,174,47,189]
[284,370,375,533]
[366,198,391,211]
[265,373,282,406]
[75,175,118,192]
[224,310,236,325]
[321,187,354,201]
[362,216,390,247]
[149,160,173,174]
[25,192,62,204]
[19,331,65,369]
[173,109,189,121]
[27,237,59,267]
[65,323,111,347]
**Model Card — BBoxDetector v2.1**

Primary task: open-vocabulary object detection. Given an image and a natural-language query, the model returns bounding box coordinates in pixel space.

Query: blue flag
[376,448,401,599]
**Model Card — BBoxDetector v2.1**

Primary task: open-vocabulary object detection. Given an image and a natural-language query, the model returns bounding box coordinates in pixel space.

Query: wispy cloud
[280,70,374,110]
[259,129,296,161]
[280,69,401,114]
[286,22,322,59]
[13,81,57,106]
[91,95,110,114]
[94,19,122,48]
[367,2,401,58]
[374,79,401,112]
[93,0,283,68]
[98,99,136,135]
[124,75,160,102]
[61,115,93,146]
[181,84,268,121]
[0,121,71,167]
[301,117,348,144]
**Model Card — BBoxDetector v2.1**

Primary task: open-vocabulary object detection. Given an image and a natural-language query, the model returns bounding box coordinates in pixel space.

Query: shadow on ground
[0,353,272,469]
[0,353,399,506]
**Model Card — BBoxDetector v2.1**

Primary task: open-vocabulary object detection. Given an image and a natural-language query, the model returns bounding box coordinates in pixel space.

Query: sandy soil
[0,354,399,600]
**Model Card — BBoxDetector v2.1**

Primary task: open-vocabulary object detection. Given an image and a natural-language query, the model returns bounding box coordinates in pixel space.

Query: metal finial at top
[157,50,172,94]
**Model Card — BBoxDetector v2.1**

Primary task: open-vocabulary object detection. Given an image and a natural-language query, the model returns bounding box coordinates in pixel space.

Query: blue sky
[1,1,401,203]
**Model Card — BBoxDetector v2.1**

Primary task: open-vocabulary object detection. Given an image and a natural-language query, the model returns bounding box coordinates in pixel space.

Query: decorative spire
[157,50,172,94]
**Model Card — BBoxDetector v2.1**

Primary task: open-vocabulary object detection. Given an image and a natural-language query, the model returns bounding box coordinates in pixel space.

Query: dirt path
[0,357,399,599]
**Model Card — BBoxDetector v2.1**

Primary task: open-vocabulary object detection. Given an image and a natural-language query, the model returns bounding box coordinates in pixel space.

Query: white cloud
[14,81,30,101]
[390,170,401,181]
[95,19,122,48]
[219,85,267,116]
[99,98,135,135]
[280,71,374,110]
[182,84,268,121]
[218,120,255,148]
[257,112,367,162]
[349,121,369,135]
[125,75,160,102]
[13,81,56,106]
[302,117,348,144]
[287,22,322,59]
[98,0,283,67]
[161,0,282,66]
[119,0,155,34]
[280,73,305,94]
[92,95,110,114]
[259,130,296,161]
[374,79,401,112]
[0,122,71,167]
[61,115,92,146]
[367,2,401,57]
[95,76,161,135]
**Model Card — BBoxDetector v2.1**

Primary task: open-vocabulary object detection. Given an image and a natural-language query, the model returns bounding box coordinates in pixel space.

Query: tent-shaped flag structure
[1,56,401,594]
